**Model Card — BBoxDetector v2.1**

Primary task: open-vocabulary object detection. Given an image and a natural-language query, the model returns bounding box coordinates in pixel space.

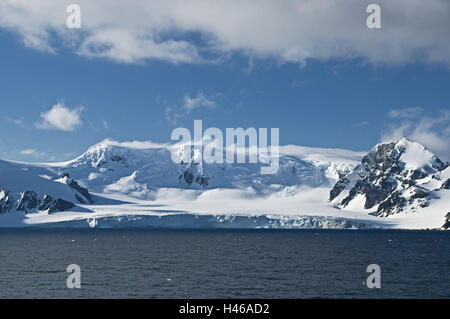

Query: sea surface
[0,228,448,299]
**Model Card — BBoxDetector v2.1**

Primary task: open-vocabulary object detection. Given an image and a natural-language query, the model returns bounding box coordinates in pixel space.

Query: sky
[0,0,449,162]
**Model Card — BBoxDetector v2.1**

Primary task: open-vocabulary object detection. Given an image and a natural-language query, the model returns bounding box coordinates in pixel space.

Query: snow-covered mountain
[55,139,356,196]
[0,138,448,229]
[330,138,449,222]
[0,160,93,214]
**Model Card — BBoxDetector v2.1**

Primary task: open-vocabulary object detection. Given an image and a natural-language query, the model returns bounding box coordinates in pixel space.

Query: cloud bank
[1,0,450,66]
[96,138,169,150]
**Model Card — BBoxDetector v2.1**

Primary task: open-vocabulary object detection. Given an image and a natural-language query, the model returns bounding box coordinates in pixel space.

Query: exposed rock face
[178,165,210,188]
[0,190,14,213]
[39,195,55,211]
[195,175,209,188]
[377,192,406,216]
[61,173,93,203]
[330,138,449,217]
[17,191,38,212]
[329,178,349,202]
[180,170,194,185]
[443,213,450,230]
[0,172,91,215]
[0,190,75,214]
[51,198,75,213]
[179,170,210,188]
[441,179,450,190]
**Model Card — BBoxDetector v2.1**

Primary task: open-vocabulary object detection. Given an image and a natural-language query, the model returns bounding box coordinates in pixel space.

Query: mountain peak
[330,138,448,217]
[85,138,119,153]
[71,139,129,169]
[374,137,420,150]
[369,138,445,172]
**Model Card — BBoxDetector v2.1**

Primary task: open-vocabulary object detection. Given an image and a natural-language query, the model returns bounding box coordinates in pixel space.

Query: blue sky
[0,1,449,162]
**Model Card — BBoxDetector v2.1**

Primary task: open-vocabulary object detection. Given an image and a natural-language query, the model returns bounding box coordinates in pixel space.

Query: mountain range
[0,138,448,229]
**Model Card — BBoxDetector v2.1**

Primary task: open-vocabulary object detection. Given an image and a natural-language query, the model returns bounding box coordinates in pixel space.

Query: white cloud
[165,106,182,124]
[98,138,169,150]
[20,149,38,156]
[387,107,423,119]
[36,102,84,131]
[164,92,218,124]
[1,1,450,66]
[354,121,369,127]
[183,92,216,112]
[101,118,108,129]
[382,107,450,161]
[77,28,201,64]
[19,148,46,158]
[4,116,24,126]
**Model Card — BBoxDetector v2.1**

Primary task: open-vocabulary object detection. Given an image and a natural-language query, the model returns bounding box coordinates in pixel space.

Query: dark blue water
[0,229,448,299]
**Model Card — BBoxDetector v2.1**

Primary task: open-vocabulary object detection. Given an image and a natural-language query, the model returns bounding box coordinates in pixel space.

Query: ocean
[0,228,448,299]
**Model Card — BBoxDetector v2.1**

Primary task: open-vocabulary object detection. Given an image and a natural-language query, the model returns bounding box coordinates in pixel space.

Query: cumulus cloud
[382,107,450,161]
[36,102,84,131]
[183,92,216,112]
[1,1,450,66]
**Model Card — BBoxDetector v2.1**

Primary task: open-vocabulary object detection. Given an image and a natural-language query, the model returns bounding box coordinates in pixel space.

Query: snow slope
[0,138,448,229]
[44,139,361,195]
[0,159,94,215]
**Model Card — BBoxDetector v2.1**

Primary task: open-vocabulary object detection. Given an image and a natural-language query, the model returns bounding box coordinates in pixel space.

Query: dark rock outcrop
[179,167,210,188]
[441,179,450,190]
[62,173,93,203]
[377,192,406,217]
[330,178,350,201]
[0,190,15,214]
[16,191,38,213]
[330,139,448,217]
[196,175,209,187]
[51,198,75,213]
[442,212,450,230]
[0,190,75,215]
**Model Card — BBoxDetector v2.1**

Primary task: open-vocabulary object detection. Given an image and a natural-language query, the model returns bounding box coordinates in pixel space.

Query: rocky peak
[361,141,398,171]
[330,138,449,217]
